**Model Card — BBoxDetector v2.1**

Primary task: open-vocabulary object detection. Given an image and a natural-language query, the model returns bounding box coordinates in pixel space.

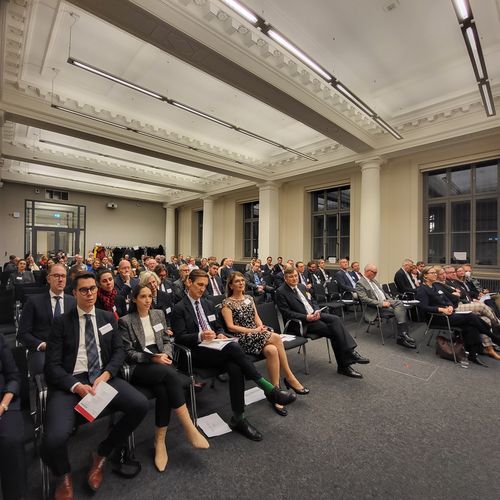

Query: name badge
[306,292,312,300]
[207,314,216,322]
[16,276,23,280]
[166,288,173,294]
[153,323,163,333]
[99,323,113,335]
[438,290,444,295]
[112,305,117,312]
[166,307,171,314]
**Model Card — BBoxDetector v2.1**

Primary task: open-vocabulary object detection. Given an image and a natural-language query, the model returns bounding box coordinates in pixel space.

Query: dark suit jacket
[272,263,284,275]
[171,294,225,349]
[335,269,357,294]
[114,274,139,295]
[7,271,35,289]
[18,292,76,351]
[172,279,187,304]
[394,268,417,296]
[0,335,21,410]
[166,263,180,281]
[153,290,174,323]
[275,283,319,325]
[220,266,234,287]
[315,268,330,285]
[206,274,224,296]
[44,308,125,392]
[244,270,265,294]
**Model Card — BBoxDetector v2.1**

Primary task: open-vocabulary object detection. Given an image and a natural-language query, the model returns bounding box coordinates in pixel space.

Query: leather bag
[435,334,465,362]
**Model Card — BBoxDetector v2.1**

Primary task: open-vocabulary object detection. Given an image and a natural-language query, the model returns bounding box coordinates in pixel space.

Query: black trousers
[191,342,261,415]
[0,410,25,500]
[27,350,45,376]
[305,313,357,367]
[431,313,484,354]
[131,363,185,427]
[42,374,149,476]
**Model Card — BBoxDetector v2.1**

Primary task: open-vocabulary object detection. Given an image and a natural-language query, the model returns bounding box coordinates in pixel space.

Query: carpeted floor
[24,316,500,499]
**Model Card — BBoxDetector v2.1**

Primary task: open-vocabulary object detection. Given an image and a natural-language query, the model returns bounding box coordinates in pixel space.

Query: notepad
[74,381,118,422]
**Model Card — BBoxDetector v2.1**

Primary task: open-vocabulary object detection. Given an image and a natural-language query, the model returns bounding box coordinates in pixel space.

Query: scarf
[97,287,119,319]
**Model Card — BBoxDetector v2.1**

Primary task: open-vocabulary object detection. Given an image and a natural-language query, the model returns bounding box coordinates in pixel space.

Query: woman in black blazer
[0,336,25,500]
[119,284,208,472]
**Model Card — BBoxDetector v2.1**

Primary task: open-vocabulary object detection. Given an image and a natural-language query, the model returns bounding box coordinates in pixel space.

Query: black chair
[206,294,225,308]
[316,282,345,319]
[0,270,11,289]
[357,301,396,345]
[0,288,17,346]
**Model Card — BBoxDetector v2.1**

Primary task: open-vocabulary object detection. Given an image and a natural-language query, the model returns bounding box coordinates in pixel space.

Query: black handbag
[435,334,465,362]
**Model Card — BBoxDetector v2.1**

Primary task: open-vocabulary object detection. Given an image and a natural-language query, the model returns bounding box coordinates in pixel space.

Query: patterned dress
[222,295,271,355]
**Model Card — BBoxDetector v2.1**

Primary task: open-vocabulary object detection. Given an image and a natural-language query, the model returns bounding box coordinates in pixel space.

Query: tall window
[311,186,350,260]
[424,160,499,267]
[243,201,259,258]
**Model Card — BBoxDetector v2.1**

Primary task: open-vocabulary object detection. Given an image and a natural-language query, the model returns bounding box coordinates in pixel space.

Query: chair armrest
[171,343,194,378]
[121,363,132,382]
[284,319,308,337]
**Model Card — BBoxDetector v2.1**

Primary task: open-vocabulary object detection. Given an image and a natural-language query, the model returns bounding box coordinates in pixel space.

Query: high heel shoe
[283,377,310,395]
[484,346,500,360]
[269,401,288,416]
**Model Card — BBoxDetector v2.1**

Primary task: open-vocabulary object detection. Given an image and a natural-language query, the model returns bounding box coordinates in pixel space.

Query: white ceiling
[1,0,500,203]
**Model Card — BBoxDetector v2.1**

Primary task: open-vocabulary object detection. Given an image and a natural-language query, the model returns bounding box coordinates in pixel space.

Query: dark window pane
[244,222,251,240]
[313,216,324,239]
[451,234,470,263]
[450,167,471,195]
[244,240,251,258]
[476,164,497,193]
[340,237,349,260]
[252,221,259,240]
[326,190,338,210]
[476,199,497,231]
[340,188,350,209]
[243,203,251,219]
[428,204,445,233]
[428,234,445,263]
[326,215,337,236]
[252,203,260,218]
[340,214,350,236]
[312,238,323,259]
[312,192,325,212]
[476,233,498,266]
[326,237,337,259]
[428,172,448,198]
[451,202,470,232]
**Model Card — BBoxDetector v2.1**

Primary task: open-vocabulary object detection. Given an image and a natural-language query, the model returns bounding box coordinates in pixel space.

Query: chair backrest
[11,346,31,412]
[312,283,327,302]
[0,271,11,288]
[206,293,225,308]
[0,288,16,325]
[14,283,48,303]
[382,283,391,297]
[256,302,281,334]
[388,282,399,298]
[326,280,342,299]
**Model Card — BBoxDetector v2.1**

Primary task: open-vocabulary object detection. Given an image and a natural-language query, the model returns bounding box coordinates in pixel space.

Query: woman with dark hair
[221,271,308,416]
[95,269,127,318]
[416,266,490,366]
[119,284,208,471]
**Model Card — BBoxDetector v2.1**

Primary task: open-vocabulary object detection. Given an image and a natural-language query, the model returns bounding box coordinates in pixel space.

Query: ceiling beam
[65,0,373,153]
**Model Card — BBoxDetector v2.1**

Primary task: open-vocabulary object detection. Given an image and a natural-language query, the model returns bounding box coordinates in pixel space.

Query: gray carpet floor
[24,316,500,500]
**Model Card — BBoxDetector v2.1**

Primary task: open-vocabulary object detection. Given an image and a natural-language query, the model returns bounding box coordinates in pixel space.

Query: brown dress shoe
[87,452,107,491]
[55,473,73,500]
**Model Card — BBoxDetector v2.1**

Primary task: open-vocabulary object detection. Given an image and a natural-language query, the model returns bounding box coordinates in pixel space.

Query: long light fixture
[219,0,403,139]
[51,104,250,165]
[67,57,318,161]
[451,0,496,117]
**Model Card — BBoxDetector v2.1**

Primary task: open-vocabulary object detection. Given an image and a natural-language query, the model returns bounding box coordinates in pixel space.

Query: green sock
[233,412,245,422]
[256,377,275,393]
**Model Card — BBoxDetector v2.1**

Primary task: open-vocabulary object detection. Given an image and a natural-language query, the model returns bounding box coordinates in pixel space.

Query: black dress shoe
[283,377,310,395]
[270,401,288,416]
[469,354,488,367]
[350,351,370,364]
[229,418,263,441]
[337,365,363,379]
[397,336,417,349]
[265,387,297,406]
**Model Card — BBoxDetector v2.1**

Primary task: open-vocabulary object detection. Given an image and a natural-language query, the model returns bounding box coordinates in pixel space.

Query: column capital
[162,202,179,209]
[356,156,386,170]
[201,195,218,202]
[256,180,282,191]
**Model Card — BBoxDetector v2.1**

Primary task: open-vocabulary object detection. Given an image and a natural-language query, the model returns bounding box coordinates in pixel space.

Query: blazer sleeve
[171,301,200,348]
[118,315,153,365]
[415,286,441,314]
[102,314,126,378]
[17,296,41,351]
[275,288,307,323]
[355,280,383,307]
[0,336,21,399]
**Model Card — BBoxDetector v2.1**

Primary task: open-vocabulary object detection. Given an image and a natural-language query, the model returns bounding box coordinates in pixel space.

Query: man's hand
[92,371,111,391]
[152,354,172,365]
[74,383,95,398]
[216,333,228,340]
[306,311,320,322]
[38,342,47,352]
[201,330,216,341]
[438,306,453,315]
[382,301,391,308]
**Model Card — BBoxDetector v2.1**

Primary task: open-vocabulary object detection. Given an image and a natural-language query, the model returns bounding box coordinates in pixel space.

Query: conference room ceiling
[1,0,499,203]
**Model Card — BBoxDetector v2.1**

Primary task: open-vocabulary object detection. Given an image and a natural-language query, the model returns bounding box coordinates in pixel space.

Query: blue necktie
[84,314,101,383]
[54,296,62,317]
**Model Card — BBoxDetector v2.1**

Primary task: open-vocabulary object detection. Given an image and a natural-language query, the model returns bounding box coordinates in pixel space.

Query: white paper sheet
[74,381,118,422]
[199,337,238,351]
[280,334,297,342]
[244,386,266,405]
[197,413,232,438]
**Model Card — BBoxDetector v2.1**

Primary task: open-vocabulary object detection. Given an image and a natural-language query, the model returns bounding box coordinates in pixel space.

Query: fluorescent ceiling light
[170,101,233,128]
[220,0,258,25]
[465,26,485,79]
[374,117,402,139]
[334,83,375,117]
[267,29,333,82]
[451,0,471,22]
[52,104,129,130]
[479,83,495,116]
[68,58,163,100]
[283,147,317,162]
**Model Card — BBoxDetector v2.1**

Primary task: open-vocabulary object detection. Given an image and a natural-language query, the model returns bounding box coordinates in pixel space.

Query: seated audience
[171,270,296,441]
[276,267,369,378]
[355,264,416,349]
[139,271,174,325]
[416,266,490,366]
[7,259,35,289]
[335,258,358,298]
[130,257,143,276]
[72,254,86,272]
[315,258,330,285]
[3,255,18,274]
[261,256,274,280]
[350,261,362,282]
[245,260,274,301]
[394,259,418,297]
[114,259,139,298]
[100,256,114,271]
[154,264,174,293]
[0,335,26,500]
[295,261,312,290]
[221,272,308,416]
[166,256,180,281]
[26,254,40,271]
[42,273,149,499]
[206,263,224,297]
[199,258,209,272]
[18,263,76,375]
[409,265,421,287]
[172,264,190,303]
[219,257,234,288]
[144,257,157,273]
[272,256,284,275]
[119,284,208,472]
[95,269,128,318]
[306,261,322,285]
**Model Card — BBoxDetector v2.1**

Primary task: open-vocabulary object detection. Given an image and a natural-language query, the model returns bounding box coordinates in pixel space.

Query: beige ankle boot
[176,406,209,449]
[154,426,168,471]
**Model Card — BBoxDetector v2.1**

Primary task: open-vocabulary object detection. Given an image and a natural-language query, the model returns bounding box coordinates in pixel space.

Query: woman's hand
[152,353,172,365]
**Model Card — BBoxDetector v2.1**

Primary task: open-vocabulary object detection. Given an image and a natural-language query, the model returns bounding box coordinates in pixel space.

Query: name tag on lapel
[306,292,312,300]
[99,323,113,335]
[166,288,173,294]
[207,314,216,322]
[438,290,444,295]
[153,323,163,333]
[166,307,172,314]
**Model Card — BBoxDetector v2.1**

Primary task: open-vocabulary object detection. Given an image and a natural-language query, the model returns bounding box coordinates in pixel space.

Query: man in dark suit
[335,258,358,299]
[219,257,234,289]
[315,259,330,285]
[295,261,312,290]
[171,269,295,441]
[261,256,274,280]
[276,267,369,378]
[272,256,284,275]
[394,259,417,298]
[350,261,363,283]
[114,259,139,297]
[42,273,148,499]
[245,261,274,301]
[18,263,76,375]
[206,263,224,296]
[172,264,190,303]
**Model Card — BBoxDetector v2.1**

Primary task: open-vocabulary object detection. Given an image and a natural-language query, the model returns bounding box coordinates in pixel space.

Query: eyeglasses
[49,274,66,279]
[427,271,437,275]
[77,286,98,295]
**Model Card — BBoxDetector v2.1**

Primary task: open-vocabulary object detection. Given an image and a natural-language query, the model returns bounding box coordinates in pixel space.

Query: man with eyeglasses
[42,272,148,499]
[356,263,416,349]
[18,263,76,375]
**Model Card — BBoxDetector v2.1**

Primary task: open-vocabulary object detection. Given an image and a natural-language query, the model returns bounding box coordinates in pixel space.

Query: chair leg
[377,317,385,345]
[325,338,332,364]
[302,343,309,375]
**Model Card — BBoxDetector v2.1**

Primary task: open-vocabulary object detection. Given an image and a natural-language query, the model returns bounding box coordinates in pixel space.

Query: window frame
[242,200,259,259]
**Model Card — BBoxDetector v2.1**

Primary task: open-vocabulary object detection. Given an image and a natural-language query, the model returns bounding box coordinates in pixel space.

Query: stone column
[202,196,216,258]
[358,157,383,268]
[163,204,176,257]
[257,181,281,259]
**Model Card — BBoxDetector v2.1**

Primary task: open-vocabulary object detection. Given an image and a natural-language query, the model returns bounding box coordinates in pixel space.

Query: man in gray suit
[355,263,416,349]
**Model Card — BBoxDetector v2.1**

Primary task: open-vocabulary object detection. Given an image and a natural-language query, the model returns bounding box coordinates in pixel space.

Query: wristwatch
[0,403,8,411]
